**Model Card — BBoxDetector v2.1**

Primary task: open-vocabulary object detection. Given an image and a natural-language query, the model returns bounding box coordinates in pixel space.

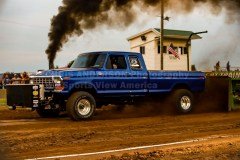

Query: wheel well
[69,84,97,98]
[172,83,191,91]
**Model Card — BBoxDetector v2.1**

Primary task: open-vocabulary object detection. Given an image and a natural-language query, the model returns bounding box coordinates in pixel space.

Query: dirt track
[0,106,240,160]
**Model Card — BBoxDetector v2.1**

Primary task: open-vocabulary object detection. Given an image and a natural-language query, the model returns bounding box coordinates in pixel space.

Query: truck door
[127,55,148,96]
[100,54,132,96]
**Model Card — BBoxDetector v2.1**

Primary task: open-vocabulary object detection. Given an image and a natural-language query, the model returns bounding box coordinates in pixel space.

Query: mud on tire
[172,89,194,114]
[66,91,96,121]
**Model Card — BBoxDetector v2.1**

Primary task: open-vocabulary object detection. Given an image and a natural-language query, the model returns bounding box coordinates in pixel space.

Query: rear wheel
[66,91,96,121]
[172,89,194,114]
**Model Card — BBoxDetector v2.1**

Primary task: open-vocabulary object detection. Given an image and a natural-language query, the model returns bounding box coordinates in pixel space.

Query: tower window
[140,46,145,54]
[158,45,167,54]
[184,47,188,54]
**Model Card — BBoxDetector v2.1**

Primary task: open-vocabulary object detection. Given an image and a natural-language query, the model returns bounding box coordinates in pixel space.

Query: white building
[127,28,201,71]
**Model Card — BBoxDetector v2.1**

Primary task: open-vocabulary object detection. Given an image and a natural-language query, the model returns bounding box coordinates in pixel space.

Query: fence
[214,67,240,72]
[206,71,240,79]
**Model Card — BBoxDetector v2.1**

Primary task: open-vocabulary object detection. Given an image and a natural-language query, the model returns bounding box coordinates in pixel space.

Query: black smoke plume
[46,0,240,69]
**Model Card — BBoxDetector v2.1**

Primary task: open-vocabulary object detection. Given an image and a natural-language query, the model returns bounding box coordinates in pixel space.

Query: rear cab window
[129,56,142,70]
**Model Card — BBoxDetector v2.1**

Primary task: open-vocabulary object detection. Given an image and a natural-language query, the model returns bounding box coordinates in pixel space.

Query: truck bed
[148,71,205,93]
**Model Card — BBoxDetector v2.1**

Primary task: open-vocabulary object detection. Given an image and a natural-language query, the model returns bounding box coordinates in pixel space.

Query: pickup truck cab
[30,51,205,120]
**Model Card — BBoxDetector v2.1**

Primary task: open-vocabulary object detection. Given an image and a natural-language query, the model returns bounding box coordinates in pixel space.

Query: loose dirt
[0,105,240,160]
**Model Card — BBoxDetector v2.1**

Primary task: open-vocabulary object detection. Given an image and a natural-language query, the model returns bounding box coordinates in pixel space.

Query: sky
[0,0,239,72]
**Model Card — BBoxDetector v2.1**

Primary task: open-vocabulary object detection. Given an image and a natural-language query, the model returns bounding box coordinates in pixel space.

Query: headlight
[53,77,62,84]
[53,77,64,91]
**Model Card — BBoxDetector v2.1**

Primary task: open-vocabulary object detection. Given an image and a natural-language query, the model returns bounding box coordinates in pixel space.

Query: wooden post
[187,45,190,71]
[185,31,208,71]
[160,0,164,70]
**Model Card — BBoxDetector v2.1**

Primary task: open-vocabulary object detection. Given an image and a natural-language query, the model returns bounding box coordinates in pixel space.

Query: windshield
[71,53,106,68]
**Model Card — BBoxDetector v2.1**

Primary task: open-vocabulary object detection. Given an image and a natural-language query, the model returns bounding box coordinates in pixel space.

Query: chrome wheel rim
[77,99,91,116]
[180,96,191,110]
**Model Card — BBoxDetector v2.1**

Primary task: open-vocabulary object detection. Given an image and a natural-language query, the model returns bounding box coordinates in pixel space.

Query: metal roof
[127,28,202,41]
[154,28,202,39]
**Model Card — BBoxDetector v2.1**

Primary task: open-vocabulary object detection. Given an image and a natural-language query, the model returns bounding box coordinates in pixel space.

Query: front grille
[32,77,55,90]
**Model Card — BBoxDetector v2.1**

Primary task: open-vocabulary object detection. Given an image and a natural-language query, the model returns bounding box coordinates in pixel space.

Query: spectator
[2,73,11,88]
[215,61,220,72]
[21,72,29,84]
[191,65,197,71]
[12,74,22,84]
[0,77,2,89]
[226,61,231,72]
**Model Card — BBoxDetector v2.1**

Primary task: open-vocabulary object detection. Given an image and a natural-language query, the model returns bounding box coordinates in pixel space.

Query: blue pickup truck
[28,51,205,120]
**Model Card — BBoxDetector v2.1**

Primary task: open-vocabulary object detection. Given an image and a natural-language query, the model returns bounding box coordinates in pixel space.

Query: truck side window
[106,55,127,70]
[129,57,142,70]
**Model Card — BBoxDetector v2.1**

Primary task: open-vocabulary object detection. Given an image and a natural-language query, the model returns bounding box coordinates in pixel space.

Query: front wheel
[66,91,96,121]
[172,89,194,114]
